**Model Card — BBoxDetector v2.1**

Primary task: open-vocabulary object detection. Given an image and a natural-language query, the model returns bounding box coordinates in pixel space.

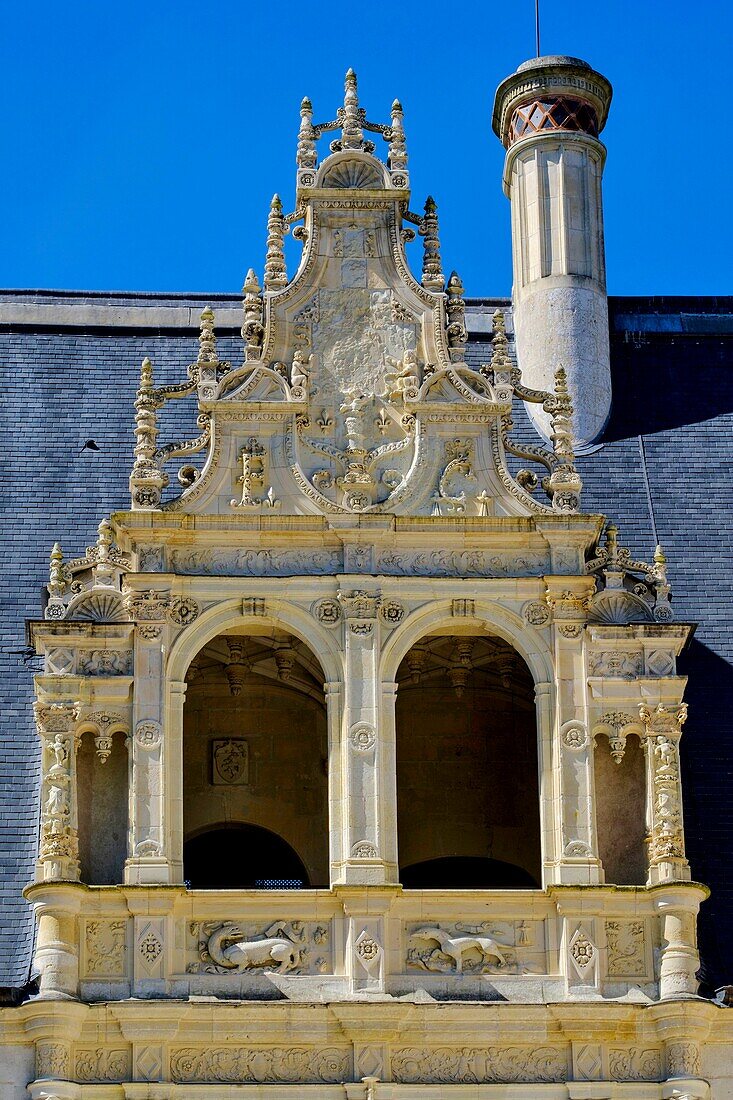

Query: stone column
[545,579,602,884]
[125,594,174,885]
[640,703,690,885]
[26,883,84,1001]
[335,588,396,885]
[654,885,707,1000]
[34,702,81,883]
[493,56,613,448]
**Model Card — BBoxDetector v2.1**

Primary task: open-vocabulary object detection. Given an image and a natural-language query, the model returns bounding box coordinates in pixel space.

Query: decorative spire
[92,517,116,587]
[490,309,511,370]
[545,366,582,513]
[549,367,575,465]
[341,68,364,150]
[129,357,168,509]
[446,271,467,360]
[297,96,317,169]
[388,99,407,170]
[420,196,444,291]
[264,194,288,291]
[198,306,218,365]
[241,268,264,360]
[45,542,67,619]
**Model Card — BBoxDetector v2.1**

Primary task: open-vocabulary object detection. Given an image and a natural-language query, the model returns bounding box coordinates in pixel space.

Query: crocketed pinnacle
[264,194,288,291]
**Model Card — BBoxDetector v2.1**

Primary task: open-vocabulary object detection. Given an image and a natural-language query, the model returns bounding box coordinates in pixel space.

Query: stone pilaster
[336,588,396,885]
[545,577,602,884]
[125,592,174,884]
[640,703,690,885]
[34,701,81,883]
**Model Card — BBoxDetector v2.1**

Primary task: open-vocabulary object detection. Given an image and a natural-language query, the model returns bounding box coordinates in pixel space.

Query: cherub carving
[290,351,312,398]
[384,349,420,402]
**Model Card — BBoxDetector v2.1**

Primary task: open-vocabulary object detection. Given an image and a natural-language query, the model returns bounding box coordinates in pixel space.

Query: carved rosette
[640,703,689,878]
[34,701,81,881]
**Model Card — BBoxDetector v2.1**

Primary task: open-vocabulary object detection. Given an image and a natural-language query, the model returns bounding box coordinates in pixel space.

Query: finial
[96,518,113,556]
[48,543,65,596]
[420,196,444,291]
[243,268,261,295]
[341,67,364,150]
[446,271,467,358]
[129,357,168,509]
[489,308,511,372]
[140,356,153,390]
[654,544,666,567]
[544,364,582,513]
[388,98,408,171]
[45,542,67,619]
[241,268,265,359]
[263,194,288,291]
[297,96,317,169]
[198,306,218,365]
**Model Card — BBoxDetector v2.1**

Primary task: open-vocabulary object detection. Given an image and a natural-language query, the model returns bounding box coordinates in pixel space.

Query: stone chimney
[493,55,613,448]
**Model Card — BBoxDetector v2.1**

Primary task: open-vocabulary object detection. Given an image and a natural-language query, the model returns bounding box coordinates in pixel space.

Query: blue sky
[2,1,730,297]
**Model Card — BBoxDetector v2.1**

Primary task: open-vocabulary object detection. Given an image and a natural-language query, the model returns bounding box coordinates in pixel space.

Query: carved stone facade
[2,57,729,1100]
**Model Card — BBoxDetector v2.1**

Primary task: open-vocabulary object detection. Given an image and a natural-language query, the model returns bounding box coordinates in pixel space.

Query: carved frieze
[587,649,643,678]
[36,1041,69,1080]
[170,548,342,576]
[170,1046,350,1084]
[84,919,127,977]
[78,649,133,676]
[666,1041,701,1078]
[188,920,330,975]
[407,926,508,974]
[392,1046,568,1084]
[375,549,550,577]
[608,1048,662,1082]
[75,1048,131,1083]
[605,919,646,977]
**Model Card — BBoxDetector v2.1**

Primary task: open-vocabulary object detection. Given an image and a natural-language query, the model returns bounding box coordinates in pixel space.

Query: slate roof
[1,291,731,994]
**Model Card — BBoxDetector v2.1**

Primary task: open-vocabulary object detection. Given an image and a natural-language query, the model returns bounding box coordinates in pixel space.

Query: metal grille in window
[509,97,598,144]
[254,878,304,889]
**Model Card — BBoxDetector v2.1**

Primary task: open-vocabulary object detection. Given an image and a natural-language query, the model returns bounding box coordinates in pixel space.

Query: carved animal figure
[207,922,301,973]
[410,926,506,973]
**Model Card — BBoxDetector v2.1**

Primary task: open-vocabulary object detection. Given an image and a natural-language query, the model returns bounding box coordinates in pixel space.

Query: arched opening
[183,823,309,888]
[183,628,328,888]
[396,632,541,889]
[594,732,647,885]
[77,729,128,885]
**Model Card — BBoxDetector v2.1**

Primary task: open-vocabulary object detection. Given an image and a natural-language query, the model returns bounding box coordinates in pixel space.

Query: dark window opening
[183,824,309,889]
[401,856,539,890]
